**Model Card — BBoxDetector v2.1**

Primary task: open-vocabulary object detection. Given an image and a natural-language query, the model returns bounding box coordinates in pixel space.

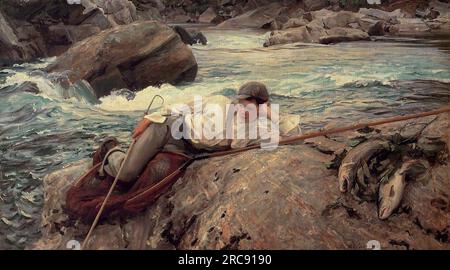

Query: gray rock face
[0,0,139,65]
[0,10,47,66]
[32,113,450,250]
[46,21,198,98]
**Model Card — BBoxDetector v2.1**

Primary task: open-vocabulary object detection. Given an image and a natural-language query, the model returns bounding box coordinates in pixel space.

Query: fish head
[378,200,393,220]
[378,184,396,220]
[338,165,355,193]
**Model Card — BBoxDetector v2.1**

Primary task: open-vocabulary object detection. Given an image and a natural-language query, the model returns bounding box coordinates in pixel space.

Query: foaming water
[1,29,450,249]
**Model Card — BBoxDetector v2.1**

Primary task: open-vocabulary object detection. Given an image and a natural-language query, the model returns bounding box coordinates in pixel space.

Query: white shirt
[144,95,301,150]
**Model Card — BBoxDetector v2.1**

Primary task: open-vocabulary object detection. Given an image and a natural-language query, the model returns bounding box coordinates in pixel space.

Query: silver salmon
[378,159,428,220]
[338,138,391,193]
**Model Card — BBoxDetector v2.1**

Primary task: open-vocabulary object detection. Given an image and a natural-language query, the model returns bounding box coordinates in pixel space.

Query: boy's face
[238,99,259,122]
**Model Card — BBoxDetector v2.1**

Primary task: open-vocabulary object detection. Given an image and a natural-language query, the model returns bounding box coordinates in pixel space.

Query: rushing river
[1,29,450,249]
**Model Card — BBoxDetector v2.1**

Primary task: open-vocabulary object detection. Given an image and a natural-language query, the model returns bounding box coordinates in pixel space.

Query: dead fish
[378,159,428,220]
[338,138,391,193]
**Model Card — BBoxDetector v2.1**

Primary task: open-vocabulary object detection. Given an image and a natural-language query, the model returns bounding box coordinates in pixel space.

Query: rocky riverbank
[32,112,450,250]
[2,1,450,67]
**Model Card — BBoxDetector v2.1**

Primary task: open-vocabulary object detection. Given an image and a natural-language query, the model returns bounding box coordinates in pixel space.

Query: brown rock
[217,3,286,29]
[88,0,138,26]
[429,0,450,22]
[46,21,198,98]
[264,9,378,47]
[321,11,361,29]
[46,24,102,46]
[319,27,370,44]
[367,21,386,36]
[199,7,217,23]
[0,0,141,65]
[281,18,308,30]
[359,8,404,24]
[264,26,312,47]
[41,159,91,230]
[79,9,115,30]
[305,19,328,41]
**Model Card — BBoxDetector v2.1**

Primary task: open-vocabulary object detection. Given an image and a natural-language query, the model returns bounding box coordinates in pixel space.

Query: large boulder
[32,113,450,250]
[46,21,198,98]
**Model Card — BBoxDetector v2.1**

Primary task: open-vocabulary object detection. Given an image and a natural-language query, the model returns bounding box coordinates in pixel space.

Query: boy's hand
[133,118,152,139]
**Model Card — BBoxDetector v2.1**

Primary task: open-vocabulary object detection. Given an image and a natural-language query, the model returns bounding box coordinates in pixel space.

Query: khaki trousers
[104,117,189,183]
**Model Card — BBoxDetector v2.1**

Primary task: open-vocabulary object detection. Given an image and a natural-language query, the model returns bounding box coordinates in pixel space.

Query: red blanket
[65,152,190,223]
